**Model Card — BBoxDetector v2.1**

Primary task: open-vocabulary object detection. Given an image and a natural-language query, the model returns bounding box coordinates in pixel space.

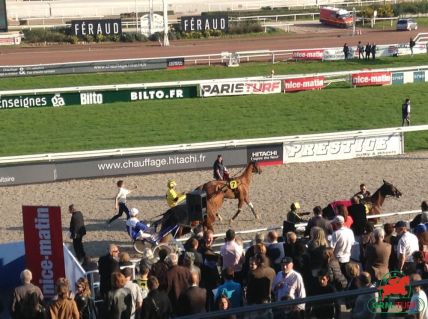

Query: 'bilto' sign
[71,19,122,37]
[181,15,228,32]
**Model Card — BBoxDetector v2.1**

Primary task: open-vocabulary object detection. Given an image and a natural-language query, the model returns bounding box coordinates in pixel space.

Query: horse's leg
[230,199,244,223]
[247,201,260,220]
[216,213,223,222]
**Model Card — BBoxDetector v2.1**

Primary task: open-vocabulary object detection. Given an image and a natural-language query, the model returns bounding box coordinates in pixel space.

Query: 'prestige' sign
[71,19,122,37]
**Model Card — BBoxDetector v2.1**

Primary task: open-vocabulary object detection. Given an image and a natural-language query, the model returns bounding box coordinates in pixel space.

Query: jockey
[166,179,186,208]
[126,208,152,241]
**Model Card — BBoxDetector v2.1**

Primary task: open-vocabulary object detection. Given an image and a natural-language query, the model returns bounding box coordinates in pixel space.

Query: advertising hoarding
[0,86,198,109]
[71,19,122,37]
[0,59,167,78]
[181,15,228,32]
[351,72,392,87]
[292,50,324,61]
[22,206,65,299]
[284,76,325,92]
[284,133,402,163]
[200,80,281,97]
[413,71,426,83]
[247,144,283,166]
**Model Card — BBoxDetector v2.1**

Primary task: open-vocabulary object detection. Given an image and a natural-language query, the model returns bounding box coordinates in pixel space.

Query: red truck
[319,7,354,28]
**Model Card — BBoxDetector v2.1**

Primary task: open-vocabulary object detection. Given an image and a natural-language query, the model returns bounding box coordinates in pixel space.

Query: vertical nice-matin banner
[22,206,65,298]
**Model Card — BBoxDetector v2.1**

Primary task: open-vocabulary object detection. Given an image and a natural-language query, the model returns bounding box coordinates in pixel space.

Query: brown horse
[367,180,402,220]
[200,161,262,223]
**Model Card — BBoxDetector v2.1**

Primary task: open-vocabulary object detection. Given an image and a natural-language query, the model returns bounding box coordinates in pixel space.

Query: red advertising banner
[22,206,65,298]
[351,72,392,87]
[284,76,325,92]
[292,49,324,61]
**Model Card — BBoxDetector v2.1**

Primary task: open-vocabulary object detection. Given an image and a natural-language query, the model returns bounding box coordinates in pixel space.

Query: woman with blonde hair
[49,279,79,319]
[306,227,329,293]
[308,226,328,250]
[74,277,96,319]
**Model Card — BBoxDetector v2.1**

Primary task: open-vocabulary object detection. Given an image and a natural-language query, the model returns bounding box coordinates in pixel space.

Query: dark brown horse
[367,180,402,220]
[200,161,262,223]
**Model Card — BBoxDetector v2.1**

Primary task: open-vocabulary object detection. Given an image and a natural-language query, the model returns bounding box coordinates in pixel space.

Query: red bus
[320,7,353,28]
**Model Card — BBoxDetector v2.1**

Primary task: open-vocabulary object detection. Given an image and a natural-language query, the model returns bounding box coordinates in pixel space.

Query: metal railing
[177,278,428,319]
[0,119,426,164]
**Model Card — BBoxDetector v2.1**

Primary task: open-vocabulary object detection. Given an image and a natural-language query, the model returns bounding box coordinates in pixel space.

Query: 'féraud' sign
[351,72,392,87]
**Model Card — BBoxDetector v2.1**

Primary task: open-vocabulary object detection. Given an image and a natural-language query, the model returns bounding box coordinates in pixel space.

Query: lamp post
[135,0,138,33]
[163,0,169,46]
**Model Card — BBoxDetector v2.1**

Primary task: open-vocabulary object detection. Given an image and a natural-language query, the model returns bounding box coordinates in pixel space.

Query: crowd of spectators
[9,197,428,319]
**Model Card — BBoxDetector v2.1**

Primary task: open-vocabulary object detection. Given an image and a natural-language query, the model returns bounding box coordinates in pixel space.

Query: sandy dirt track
[0,26,425,66]
[1,151,427,257]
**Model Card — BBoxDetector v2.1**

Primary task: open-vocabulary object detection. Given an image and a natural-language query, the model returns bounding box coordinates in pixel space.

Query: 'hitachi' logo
[252,151,278,157]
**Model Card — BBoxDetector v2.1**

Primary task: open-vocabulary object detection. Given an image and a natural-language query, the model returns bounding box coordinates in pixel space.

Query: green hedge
[22,29,148,44]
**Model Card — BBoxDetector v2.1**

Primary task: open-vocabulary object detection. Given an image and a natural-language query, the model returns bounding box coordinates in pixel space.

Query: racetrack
[0,26,425,66]
[1,151,427,257]
[1,26,427,258]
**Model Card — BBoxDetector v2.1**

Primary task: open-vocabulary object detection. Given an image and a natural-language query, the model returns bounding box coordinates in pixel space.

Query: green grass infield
[1,55,428,157]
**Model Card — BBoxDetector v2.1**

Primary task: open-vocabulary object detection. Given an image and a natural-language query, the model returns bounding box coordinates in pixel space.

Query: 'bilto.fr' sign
[181,15,228,32]
[71,19,122,37]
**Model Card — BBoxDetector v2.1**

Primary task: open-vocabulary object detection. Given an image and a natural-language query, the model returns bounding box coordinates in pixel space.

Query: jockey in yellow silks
[166,180,186,207]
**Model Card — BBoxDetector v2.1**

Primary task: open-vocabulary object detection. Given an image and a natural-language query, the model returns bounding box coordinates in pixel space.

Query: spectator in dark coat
[141,276,172,319]
[307,227,329,278]
[150,248,169,291]
[165,252,192,314]
[384,223,399,271]
[182,237,203,268]
[177,270,207,315]
[365,228,391,282]
[365,43,371,60]
[246,254,276,305]
[98,244,120,300]
[199,229,221,311]
[69,204,87,263]
[371,43,377,59]
[283,231,307,274]
[305,205,333,238]
[266,230,285,273]
[242,233,264,281]
[348,196,368,240]
[310,270,337,319]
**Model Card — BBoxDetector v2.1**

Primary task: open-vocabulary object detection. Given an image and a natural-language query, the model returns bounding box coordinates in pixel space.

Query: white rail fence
[0,124,427,165]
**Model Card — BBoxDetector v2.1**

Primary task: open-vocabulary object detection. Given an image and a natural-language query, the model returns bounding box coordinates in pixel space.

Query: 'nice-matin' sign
[181,15,228,32]
[71,19,122,37]
[22,206,65,299]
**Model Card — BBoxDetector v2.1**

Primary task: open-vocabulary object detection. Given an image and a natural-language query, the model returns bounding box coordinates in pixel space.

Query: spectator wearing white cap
[395,220,419,273]
[331,215,355,277]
